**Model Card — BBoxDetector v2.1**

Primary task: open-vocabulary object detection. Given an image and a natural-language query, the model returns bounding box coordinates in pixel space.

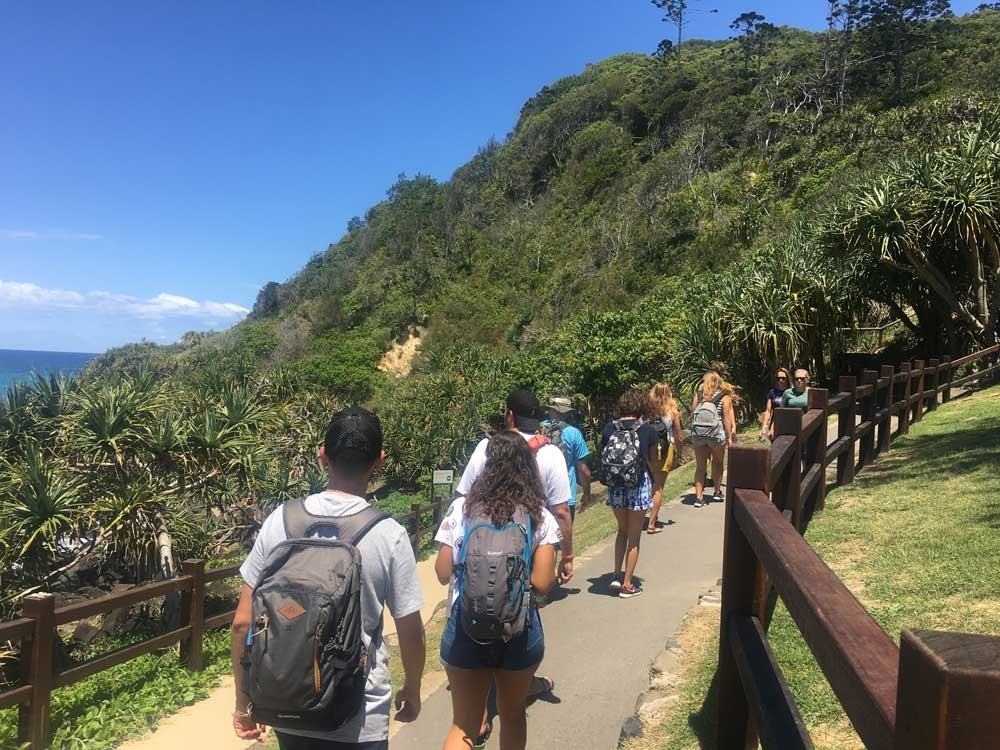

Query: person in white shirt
[457,390,574,584]
[231,407,425,750]
[435,430,559,750]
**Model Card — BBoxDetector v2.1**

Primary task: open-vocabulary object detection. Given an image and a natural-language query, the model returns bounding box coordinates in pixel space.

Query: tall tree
[862,0,950,102]
[730,11,778,75]
[650,0,717,67]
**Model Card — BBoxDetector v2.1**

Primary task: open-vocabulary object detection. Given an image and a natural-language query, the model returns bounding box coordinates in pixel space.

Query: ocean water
[0,349,98,392]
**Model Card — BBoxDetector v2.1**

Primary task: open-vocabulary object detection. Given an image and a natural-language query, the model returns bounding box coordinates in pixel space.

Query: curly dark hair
[465,431,545,527]
[617,388,651,420]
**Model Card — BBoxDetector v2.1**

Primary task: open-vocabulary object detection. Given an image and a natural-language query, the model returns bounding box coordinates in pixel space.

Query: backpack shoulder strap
[712,392,725,406]
[282,497,389,545]
[282,496,312,539]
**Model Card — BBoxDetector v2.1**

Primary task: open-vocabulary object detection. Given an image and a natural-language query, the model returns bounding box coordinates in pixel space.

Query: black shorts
[275,733,387,750]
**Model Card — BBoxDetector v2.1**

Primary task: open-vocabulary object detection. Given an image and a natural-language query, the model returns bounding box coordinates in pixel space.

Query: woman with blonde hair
[646,383,682,534]
[689,371,738,507]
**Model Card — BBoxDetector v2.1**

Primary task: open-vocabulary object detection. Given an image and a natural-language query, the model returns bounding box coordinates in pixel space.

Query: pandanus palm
[0,441,84,580]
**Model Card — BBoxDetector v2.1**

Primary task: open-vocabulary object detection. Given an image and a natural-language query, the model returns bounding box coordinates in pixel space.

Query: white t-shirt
[434,496,561,604]
[456,432,571,509]
[240,491,424,743]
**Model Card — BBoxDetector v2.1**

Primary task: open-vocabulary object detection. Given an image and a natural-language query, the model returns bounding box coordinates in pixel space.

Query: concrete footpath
[390,493,726,749]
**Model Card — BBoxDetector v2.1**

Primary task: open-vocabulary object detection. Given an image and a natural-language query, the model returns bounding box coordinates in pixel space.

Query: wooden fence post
[19,593,55,750]
[410,503,422,553]
[771,408,802,530]
[926,358,940,412]
[806,388,829,513]
[912,360,926,423]
[180,559,206,671]
[836,376,857,487]
[859,370,878,470]
[878,365,894,455]
[898,362,912,436]
[941,356,953,403]
[893,629,1000,749]
[716,445,770,750]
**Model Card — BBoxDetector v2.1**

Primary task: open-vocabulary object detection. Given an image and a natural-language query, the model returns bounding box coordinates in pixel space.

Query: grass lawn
[625,385,1000,750]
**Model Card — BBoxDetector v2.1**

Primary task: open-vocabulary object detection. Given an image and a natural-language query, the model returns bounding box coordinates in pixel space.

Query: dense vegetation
[3,5,1000,608]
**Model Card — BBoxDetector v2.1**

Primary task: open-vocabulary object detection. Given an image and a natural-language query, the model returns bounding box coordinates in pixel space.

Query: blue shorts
[440,603,544,671]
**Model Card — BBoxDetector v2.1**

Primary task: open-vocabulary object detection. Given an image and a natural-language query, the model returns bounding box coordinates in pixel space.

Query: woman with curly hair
[434,430,560,750]
[600,388,659,599]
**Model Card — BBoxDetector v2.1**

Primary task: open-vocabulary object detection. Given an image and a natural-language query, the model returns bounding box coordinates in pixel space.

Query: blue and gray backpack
[456,507,533,643]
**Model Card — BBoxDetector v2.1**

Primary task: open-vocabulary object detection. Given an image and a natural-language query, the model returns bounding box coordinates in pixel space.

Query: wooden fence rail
[718,345,1000,750]
[0,491,457,748]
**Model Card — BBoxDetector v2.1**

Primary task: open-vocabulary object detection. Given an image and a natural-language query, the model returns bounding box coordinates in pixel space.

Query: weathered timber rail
[717,344,1000,750]
[0,492,454,748]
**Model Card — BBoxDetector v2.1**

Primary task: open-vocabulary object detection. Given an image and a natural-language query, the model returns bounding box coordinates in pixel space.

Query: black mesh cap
[323,407,382,475]
[507,389,543,432]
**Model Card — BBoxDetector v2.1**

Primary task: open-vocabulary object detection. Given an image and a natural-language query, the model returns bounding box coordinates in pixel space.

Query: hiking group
[229,369,740,749]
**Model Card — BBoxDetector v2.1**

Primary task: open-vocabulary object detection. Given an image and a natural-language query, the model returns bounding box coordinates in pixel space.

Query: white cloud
[2,229,103,241]
[0,279,249,321]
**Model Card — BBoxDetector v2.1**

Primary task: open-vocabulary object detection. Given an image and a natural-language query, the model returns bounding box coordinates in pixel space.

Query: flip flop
[528,675,555,698]
[647,526,664,534]
[474,720,493,749]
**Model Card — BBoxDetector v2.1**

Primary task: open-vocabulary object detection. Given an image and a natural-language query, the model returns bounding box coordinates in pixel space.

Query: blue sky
[0,0,981,353]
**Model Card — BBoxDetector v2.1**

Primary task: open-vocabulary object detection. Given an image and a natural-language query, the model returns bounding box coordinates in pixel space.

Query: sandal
[528,675,555,698]
[647,525,664,534]
[474,720,493,749]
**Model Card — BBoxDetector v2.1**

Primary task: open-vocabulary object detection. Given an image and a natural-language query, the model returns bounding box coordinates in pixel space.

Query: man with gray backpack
[231,407,425,749]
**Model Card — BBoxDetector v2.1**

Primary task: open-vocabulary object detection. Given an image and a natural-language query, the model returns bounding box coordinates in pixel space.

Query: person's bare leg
[710,444,726,499]
[494,667,538,750]
[622,509,646,587]
[444,667,494,750]
[647,471,665,531]
[612,507,629,577]
[694,445,709,501]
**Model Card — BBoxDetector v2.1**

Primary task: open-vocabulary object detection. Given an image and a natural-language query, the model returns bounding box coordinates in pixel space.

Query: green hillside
[27,6,999,510]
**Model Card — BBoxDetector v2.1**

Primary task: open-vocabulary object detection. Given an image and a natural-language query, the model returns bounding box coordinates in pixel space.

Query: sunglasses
[794,376,808,381]
[776,375,788,380]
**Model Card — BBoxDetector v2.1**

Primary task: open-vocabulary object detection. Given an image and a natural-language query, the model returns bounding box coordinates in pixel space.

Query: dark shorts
[275,734,387,750]
[440,603,544,671]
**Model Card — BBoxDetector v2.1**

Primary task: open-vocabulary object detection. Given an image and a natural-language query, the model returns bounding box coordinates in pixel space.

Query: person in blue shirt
[543,396,591,523]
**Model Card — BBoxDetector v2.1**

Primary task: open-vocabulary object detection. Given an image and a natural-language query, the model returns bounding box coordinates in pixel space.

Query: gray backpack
[457,507,533,643]
[244,498,388,731]
[691,393,725,438]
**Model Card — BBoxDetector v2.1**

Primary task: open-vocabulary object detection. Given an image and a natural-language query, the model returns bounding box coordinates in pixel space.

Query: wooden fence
[0,490,455,748]
[717,344,1000,750]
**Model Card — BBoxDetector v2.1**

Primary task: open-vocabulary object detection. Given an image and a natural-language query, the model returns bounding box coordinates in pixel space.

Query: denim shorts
[440,603,544,671]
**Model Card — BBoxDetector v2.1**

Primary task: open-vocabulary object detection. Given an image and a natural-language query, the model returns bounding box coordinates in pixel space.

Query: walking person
[759,368,790,441]
[646,383,682,534]
[782,368,811,412]
[231,407,425,749]
[456,390,569,712]
[599,389,658,598]
[435,431,560,750]
[542,395,592,522]
[689,371,738,508]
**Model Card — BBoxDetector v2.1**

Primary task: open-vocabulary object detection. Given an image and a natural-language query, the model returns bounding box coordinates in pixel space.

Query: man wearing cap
[231,407,425,749]
[457,390,575,584]
[542,396,591,523]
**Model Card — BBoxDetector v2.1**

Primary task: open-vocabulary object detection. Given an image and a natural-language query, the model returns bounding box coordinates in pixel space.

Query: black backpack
[243,498,389,731]
[541,420,573,468]
[599,420,643,488]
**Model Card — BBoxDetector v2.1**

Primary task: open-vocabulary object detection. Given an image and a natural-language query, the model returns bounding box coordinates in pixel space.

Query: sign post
[430,469,454,526]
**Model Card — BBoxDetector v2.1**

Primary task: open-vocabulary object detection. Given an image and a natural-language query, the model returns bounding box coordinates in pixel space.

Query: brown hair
[616,388,650,419]
[465,431,545,526]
